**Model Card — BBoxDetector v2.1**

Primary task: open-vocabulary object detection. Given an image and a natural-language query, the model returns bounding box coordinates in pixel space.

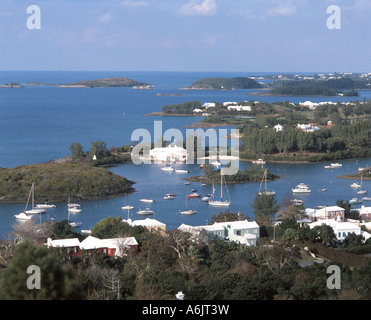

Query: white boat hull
[180,210,197,215]
[208,200,231,207]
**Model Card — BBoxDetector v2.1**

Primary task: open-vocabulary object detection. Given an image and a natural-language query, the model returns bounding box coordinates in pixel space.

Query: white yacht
[35,202,56,209]
[175,169,189,174]
[14,212,34,220]
[137,207,155,215]
[140,199,155,203]
[161,166,174,172]
[350,182,361,188]
[68,207,82,213]
[292,183,311,193]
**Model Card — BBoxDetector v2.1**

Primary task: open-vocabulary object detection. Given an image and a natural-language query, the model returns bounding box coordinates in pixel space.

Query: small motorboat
[349,198,362,204]
[187,192,200,198]
[137,207,155,215]
[164,195,175,200]
[14,212,34,220]
[68,207,82,213]
[140,199,155,203]
[180,209,197,215]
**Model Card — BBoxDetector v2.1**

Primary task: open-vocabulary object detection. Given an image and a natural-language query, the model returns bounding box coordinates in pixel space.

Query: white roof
[47,237,80,248]
[358,206,371,214]
[309,219,360,232]
[125,218,166,228]
[79,235,138,250]
[179,220,259,233]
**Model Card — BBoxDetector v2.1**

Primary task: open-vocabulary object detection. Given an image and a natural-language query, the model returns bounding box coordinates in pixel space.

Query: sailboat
[208,171,231,207]
[258,169,276,196]
[68,209,81,228]
[67,197,82,208]
[180,187,197,215]
[23,183,46,214]
[357,176,368,195]
[121,193,134,210]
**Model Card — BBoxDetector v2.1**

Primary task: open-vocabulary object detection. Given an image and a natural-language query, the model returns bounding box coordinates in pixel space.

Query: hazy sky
[0,0,370,72]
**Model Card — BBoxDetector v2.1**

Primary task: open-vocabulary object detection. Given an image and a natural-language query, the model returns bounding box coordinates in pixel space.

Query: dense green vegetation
[1,211,370,300]
[184,77,263,90]
[63,77,149,88]
[0,161,134,203]
[240,120,371,161]
[187,165,279,184]
[269,78,369,96]
[162,100,202,114]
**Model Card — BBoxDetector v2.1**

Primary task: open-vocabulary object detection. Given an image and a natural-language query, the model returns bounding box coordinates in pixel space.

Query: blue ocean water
[0,71,370,238]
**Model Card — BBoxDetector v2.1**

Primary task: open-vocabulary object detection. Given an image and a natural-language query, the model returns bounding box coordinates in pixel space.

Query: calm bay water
[0,71,370,238]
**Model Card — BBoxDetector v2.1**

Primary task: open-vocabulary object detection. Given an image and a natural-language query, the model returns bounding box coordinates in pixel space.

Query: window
[236,230,241,236]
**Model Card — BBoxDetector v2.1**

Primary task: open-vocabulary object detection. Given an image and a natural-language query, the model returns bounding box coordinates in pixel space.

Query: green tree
[89,141,111,160]
[69,142,84,159]
[210,210,248,224]
[311,224,336,246]
[51,220,80,239]
[0,241,83,299]
[92,216,132,239]
[251,193,280,226]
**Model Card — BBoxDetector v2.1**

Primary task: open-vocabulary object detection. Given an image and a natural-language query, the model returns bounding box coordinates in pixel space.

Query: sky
[0,0,370,72]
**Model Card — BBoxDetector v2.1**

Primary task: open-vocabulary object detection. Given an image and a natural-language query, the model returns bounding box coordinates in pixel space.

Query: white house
[299,101,319,110]
[223,101,237,106]
[309,219,371,243]
[193,108,203,113]
[297,123,320,132]
[123,218,166,233]
[274,124,283,132]
[178,220,260,246]
[202,102,216,109]
[314,206,345,221]
[149,144,188,162]
[227,105,251,112]
[356,205,371,220]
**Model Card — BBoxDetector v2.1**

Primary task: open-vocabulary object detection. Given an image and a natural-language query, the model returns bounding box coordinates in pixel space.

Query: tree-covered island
[186,165,279,184]
[59,77,152,88]
[0,141,135,203]
[149,97,371,163]
[181,77,263,90]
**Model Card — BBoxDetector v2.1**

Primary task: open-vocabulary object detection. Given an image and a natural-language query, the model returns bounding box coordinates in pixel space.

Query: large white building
[178,220,260,246]
[149,144,188,162]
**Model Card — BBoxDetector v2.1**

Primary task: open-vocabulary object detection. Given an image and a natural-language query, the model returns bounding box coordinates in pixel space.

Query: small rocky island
[59,77,152,88]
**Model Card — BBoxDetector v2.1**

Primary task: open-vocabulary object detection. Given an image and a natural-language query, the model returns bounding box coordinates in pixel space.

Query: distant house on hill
[274,124,283,132]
